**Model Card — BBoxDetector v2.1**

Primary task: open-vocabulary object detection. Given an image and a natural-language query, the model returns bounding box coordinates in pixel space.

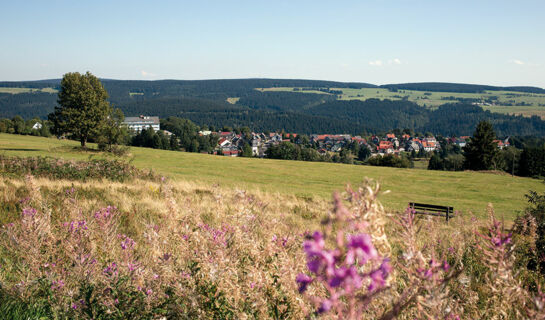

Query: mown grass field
[0,87,58,94]
[1,133,543,220]
[259,87,545,119]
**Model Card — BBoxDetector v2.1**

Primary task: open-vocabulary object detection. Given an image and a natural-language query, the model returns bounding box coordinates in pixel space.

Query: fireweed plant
[295,183,461,319]
[1,175,545,318]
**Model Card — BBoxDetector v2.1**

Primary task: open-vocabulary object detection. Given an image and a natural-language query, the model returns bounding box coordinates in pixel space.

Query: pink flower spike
[296,273,313,293]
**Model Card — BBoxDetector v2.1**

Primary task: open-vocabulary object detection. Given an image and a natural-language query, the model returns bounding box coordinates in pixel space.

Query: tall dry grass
[0,175,544,319]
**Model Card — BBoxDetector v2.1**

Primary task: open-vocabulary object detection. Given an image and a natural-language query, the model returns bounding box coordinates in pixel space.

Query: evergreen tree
[463,121,498,170]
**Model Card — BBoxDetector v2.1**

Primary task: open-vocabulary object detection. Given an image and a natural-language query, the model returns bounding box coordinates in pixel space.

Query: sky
[1,0,544,87]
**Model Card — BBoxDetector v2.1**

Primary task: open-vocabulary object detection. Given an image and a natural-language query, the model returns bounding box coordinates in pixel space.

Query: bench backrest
[409,202,454,213]
[409,202,454,222]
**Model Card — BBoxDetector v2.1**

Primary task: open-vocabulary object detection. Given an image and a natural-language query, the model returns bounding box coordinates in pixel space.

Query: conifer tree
[463,121,498,170]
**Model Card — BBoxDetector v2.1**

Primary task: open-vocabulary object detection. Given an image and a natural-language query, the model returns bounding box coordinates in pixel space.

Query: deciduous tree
[49,72,111,147]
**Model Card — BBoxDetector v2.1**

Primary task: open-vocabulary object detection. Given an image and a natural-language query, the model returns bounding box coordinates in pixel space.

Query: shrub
[0,155,157,182]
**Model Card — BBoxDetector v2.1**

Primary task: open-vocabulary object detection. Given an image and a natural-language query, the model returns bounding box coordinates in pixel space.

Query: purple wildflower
[368,258,391,291]
[296,273,313,293]
[346,233,378,265]
[119,235,136,250]
[103,262,118,277]
[22,207,37,217]
[318,299,333,314]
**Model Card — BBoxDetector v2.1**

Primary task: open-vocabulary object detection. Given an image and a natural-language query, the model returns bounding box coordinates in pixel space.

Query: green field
[0,87,57,94]
[1,133,543,220]
[259,87,545,119]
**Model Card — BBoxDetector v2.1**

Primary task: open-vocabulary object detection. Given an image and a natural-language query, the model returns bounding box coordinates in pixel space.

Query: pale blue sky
[1,0,544,87]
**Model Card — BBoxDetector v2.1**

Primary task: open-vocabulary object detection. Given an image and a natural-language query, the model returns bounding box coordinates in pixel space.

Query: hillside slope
[1,133,543,219]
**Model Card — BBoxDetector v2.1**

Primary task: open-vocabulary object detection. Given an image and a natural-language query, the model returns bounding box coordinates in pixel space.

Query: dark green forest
[1,79,545,136]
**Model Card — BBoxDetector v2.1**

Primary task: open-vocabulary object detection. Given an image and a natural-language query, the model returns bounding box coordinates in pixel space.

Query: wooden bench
[408,202,454,223]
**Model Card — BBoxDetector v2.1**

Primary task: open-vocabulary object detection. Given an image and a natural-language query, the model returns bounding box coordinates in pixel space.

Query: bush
[367,154,413,168]
[0,155,157,182]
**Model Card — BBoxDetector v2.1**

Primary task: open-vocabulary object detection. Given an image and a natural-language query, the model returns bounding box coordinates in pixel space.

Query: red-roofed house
[421,141,437,152]
[223,150,239,157]
[378,141,394,153]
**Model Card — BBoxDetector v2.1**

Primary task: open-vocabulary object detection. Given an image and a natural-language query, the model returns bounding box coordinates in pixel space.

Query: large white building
[123,115,160,132]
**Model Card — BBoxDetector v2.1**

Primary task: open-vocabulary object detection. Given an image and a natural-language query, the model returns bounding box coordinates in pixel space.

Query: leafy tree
[241,142,253,157]
[428,153,444,170]
[358,146,371,161]
[519,146,545,177]
[340,149,353,164]
[463,121,498,170]
[443,154,465,171]
[97,108,128,151]
[266,142,300,160]
[49,72,111,147]
[367,154,412,168]
[169,135,179,150]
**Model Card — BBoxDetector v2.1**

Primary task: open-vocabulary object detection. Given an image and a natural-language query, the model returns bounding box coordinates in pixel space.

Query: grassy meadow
[0,154,542,318]
[259,87,545,119]
[1,133,543,220]
[0,87,58,94]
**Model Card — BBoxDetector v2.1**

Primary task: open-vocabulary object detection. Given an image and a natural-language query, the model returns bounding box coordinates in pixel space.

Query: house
[377,140,394,154]
[406,141,420,152]
[351,136,366,144]
[284,133,298,139]
[452,138,467,148]
[421,140,437,152]
[218,138,231,148]
[493,139,511,149]
[161,130,174,136]
[331,144,342,152]
[32,122,42,130]
[222,149,239,157]
[123,115,160,132]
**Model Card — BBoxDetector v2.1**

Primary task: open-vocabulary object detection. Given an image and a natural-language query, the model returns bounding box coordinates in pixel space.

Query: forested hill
[1,78,545,136]
[381,82,545,94]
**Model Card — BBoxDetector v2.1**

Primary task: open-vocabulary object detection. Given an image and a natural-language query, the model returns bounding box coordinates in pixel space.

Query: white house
[123,115,160,132]
[32,122,43,130]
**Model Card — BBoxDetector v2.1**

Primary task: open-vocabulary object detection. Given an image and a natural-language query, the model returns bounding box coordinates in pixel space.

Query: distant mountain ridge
[1,78,545,137]
[0,78,543,94]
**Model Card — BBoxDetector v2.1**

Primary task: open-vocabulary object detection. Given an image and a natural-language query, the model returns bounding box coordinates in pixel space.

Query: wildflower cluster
[298,230,391,314]
[296,189,393,318]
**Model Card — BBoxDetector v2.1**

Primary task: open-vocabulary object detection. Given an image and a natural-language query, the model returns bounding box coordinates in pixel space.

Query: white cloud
[369,60,383,66]
[370,59,402,67]
[141,70,157,77]
[511,59,525,65]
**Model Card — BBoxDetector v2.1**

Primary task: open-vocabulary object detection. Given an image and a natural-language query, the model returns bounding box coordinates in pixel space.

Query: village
[200,130,510,158]
[122,115,511,159]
